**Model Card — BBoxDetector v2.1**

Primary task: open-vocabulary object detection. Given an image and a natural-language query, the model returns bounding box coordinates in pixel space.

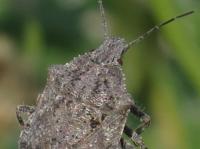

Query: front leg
[16,105,35,127]
[130,104,151,135]
[120,138,136,149]
[123,104,151,149]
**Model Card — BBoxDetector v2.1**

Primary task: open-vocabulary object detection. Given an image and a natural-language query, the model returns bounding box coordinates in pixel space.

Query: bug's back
[19,49,133,148]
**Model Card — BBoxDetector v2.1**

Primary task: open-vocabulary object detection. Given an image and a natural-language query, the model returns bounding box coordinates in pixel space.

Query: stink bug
[16,0,194,148]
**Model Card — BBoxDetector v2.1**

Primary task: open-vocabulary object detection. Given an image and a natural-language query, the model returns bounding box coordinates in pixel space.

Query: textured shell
[19,44,133,149]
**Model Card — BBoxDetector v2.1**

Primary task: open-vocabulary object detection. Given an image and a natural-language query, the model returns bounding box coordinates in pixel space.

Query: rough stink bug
[16,0,194,149]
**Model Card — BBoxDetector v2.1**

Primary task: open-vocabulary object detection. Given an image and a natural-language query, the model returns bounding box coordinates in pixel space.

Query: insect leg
[16,105,35,126]
[123,125,147,149]
[123,105,150,149]
[120,138,136,149]
[130,105,151,134]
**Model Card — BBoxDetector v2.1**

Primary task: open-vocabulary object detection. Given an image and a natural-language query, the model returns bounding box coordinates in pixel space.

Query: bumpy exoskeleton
[16,0,194,149]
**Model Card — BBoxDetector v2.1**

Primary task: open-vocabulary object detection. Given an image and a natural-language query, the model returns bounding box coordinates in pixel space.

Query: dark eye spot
[117,58,123,65]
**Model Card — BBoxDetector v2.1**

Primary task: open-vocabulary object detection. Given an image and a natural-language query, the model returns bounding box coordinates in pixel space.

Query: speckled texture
[17,38,135,149]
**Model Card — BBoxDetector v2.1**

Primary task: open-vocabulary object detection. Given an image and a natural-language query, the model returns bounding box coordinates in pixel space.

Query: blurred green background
[0,0,199,148]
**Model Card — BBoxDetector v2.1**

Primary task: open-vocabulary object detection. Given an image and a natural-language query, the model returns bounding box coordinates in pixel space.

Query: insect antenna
[128,10,194,47]
[98,0,110,40]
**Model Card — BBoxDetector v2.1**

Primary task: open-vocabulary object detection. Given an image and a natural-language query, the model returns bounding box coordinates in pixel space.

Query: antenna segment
[98,0,110,39]
[128,10,194,47]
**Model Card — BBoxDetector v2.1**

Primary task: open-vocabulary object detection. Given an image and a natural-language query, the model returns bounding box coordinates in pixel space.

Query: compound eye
[117,58,123,65]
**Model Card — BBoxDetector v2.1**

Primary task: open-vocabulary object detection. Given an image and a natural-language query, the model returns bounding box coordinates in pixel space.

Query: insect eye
[117,58,123,65]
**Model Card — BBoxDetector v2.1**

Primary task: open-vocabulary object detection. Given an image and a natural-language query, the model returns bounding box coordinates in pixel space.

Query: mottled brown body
[17,0,193,148]
[18,38,135,149]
